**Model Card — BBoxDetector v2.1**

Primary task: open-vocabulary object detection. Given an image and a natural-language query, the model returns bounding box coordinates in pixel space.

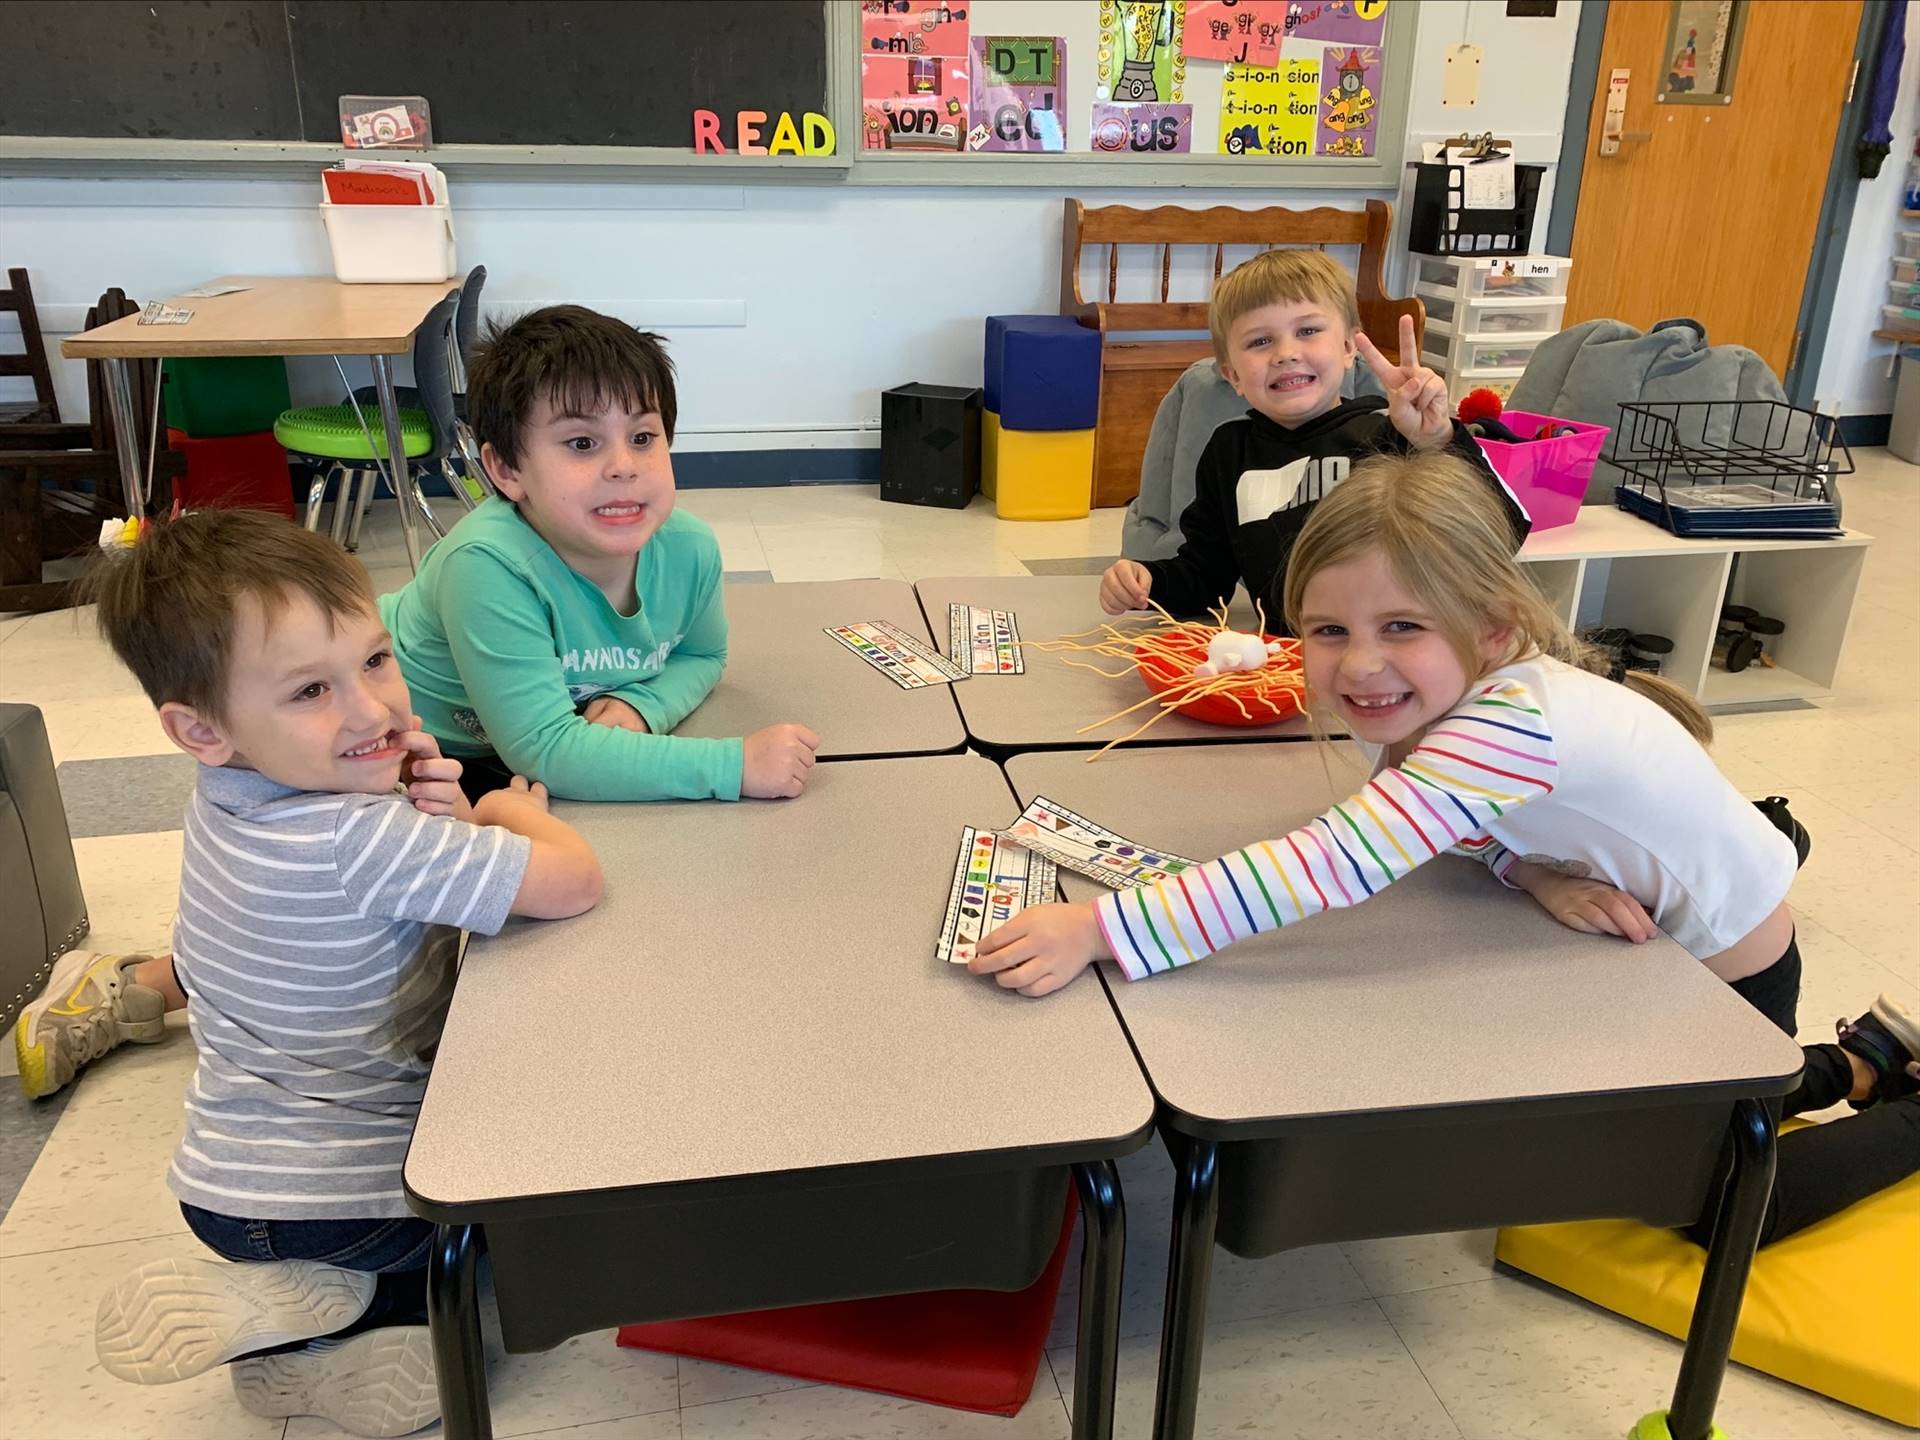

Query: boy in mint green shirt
[383,305,819,802]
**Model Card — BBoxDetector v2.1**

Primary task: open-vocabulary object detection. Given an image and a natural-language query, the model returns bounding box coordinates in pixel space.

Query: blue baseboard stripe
[676,448,882,488]
[1838,413,1891,448]
[415,447,880,497]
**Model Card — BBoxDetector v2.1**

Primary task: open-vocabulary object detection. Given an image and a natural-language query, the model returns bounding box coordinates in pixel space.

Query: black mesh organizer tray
[1609,400,1851,540]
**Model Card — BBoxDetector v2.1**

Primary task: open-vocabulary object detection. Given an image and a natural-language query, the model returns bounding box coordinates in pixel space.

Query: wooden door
[1565,0,1863,377]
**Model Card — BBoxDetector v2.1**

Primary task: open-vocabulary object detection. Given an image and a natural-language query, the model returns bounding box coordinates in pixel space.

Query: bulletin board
[0,0,1409,187]
[843,0,1415,186]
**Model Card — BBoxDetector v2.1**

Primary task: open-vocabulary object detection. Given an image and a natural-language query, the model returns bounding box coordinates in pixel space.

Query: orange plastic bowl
[1134,633,1306,727]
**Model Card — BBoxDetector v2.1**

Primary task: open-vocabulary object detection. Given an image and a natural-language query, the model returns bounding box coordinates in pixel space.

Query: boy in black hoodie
[1099,250,1529,624]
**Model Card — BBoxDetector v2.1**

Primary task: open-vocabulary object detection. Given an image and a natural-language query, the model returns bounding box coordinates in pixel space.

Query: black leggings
[1684,935,1920,1247]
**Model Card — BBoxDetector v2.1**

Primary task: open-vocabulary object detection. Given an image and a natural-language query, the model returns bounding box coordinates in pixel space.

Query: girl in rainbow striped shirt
[975,450,1799,996]
[973,451,1917,1245]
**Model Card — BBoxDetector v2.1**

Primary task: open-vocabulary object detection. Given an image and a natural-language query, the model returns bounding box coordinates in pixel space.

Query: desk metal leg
[1071,1159,1126,1440]
[1667,1099,1776,1440]
[102,358,146,518]
[428,1223,492,1440]
[1151,1136,1219,1440]
[371,355,425,571]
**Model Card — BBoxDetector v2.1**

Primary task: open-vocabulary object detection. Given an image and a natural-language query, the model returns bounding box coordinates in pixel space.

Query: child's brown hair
[1281,452,1713,744]
[87,510,375,725]
[466,305,677,468]
[1208,249,1361,364]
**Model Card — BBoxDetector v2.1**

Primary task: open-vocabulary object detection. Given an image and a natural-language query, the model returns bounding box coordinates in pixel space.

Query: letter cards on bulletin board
[857,0,1391,161]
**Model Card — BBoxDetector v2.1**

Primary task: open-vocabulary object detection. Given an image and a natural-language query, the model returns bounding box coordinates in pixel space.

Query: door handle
[1599,68,1639,156]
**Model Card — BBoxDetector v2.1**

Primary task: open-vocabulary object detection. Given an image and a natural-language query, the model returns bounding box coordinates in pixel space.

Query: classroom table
[406,754,1156,1440]
[60,275,458,568]
[1003,744,1806,1440]
[915,575,1311,756]
[675,578,965,759]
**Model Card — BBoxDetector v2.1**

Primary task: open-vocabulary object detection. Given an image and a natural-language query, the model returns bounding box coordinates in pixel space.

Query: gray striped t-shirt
[167,765,531,1220]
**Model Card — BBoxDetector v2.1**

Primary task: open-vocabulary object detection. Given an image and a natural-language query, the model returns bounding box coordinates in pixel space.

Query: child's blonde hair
[1209,249,1361,364]
[1281,452,1713,745]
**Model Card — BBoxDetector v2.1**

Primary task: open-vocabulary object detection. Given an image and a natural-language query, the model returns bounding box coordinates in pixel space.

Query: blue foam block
[983,315,1101,432]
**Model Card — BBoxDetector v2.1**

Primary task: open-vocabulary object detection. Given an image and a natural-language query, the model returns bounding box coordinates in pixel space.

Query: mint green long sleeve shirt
[380,498,745,801]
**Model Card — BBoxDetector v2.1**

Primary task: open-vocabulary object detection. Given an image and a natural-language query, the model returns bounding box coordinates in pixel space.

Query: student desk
[1003,744,1806,1440]
[914,576,1311,756]
[406,754,1155,1440]
[60,275,458,569]
[676,579,966,759]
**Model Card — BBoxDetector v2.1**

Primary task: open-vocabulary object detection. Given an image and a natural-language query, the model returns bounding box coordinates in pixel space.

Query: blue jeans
[181,1203,434,1336]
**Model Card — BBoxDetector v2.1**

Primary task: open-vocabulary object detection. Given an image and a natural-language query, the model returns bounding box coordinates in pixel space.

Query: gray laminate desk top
[1005,745,1804,1136]
[406,754,1154,1212]
[675,579,964,759]
[914,576,1311,751]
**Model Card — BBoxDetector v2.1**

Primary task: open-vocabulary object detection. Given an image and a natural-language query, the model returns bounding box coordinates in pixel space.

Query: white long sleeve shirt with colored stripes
[1093,655,1797,979]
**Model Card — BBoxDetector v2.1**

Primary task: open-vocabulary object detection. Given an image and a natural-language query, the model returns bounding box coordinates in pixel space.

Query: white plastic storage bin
[321,200,457,284]
[1445,370,1518,406]
[1453,335,1544,373]
[1894,257,1918,284]
[1454,299,1565,336]
[1899,232,1920,260]
[1415,253,1572,302]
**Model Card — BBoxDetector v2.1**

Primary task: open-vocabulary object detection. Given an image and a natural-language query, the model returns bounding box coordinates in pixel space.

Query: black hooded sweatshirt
[1141,397,1531,629]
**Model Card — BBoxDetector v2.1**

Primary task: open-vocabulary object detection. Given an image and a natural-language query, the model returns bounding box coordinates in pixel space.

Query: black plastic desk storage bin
[1409,162,1546,256]
[881,383,981,509]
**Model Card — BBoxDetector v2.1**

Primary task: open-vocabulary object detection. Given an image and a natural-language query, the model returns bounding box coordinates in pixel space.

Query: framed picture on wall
[1659,0,1747,104]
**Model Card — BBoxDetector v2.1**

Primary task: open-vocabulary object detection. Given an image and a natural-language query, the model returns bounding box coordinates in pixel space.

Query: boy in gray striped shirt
[81,511,602,1438]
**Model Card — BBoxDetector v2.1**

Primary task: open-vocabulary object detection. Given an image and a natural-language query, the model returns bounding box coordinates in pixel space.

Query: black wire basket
[1609,400,1852,539]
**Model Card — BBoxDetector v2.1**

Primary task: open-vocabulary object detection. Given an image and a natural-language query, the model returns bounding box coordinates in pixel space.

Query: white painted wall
[0,1,1587,450]
[1814,3,1919,417]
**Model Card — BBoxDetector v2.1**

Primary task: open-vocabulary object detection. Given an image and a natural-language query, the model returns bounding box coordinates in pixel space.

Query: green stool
[274,405,436,551]
[273,290,478,556]
[273,404,433,462]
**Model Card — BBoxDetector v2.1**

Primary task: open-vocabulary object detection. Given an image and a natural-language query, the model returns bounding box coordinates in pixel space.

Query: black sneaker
[1753,795,1811,869]
[1836,994,1920,1108]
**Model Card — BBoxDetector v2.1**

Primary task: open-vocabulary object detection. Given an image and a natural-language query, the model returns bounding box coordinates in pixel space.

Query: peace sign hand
[1355,314,1454,452]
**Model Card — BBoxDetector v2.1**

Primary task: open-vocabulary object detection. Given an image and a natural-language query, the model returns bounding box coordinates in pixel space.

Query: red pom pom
[1458,388,1504,424]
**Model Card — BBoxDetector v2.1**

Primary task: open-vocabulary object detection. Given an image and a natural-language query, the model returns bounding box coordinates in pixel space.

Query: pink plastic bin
[1473,411,1609,531]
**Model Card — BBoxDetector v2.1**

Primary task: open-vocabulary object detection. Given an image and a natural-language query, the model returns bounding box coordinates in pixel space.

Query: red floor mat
[616,1192,1079,1416]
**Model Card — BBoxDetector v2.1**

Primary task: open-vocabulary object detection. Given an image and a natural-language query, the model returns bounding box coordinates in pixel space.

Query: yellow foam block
[992,425,1093,521]
[1496,1120,1920,1428]
[982,410,1000,501]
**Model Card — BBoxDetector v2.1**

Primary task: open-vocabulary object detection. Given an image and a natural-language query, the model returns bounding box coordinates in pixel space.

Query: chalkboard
[0,1,300,141]
[0,0,827,150]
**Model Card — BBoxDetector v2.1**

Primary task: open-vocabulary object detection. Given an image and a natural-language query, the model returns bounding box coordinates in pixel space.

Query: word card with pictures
[936,827,1059,965]
[1001,797,1198,890]
[947,604,1025,675]
[825,620,969,690]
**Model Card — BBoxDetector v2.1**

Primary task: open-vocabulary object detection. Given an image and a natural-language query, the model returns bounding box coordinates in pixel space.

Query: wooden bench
[1058,199,1422,509]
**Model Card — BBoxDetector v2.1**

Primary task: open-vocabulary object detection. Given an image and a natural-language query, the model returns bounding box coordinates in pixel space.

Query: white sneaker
[231,1326,440,1438]
[96,1257,376,1384]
